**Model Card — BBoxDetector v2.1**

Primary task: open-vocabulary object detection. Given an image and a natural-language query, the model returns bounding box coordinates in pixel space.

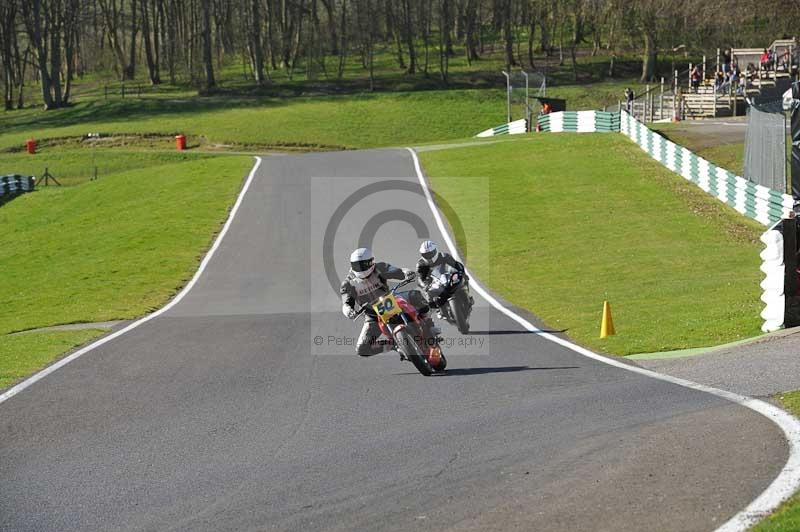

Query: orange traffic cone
[600,301,615,339]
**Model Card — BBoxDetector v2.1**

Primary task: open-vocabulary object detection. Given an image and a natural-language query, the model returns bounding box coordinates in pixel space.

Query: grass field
[0,153,251,390]
[421,134,764,355]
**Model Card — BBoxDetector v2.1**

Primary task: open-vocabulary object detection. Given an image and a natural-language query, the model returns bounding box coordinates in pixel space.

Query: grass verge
[0,153,251,391]
[0,330,107,391]
[421,133,764,355]
[752,390,800,531]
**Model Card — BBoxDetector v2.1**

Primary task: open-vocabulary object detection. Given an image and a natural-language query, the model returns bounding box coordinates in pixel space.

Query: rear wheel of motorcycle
[450,296,470,335]
[396,329,433,376]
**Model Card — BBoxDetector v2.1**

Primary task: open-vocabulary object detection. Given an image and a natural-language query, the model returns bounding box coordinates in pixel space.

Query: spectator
[541,102,552,115]
[722,49,732,75]
[624,87,634,111]
[779,49,791,71]
[742,63,756,94]
[760,48,772,70]
[690,65,701,92]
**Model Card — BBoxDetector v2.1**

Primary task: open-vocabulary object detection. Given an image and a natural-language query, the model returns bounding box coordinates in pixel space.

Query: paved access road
[0,149,788,532]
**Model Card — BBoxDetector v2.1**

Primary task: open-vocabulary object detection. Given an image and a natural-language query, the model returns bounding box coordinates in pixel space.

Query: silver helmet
[349,247,375,278]
[419,240,440,264]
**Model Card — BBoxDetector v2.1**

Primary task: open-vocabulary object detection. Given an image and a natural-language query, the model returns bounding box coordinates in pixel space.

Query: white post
[702,55,706,83]
[502,70,511,123]
[522,71,529,128]
[689,62,693,89]
[713,83,717,117]
[660,77,665,119]
[674,69,679,120]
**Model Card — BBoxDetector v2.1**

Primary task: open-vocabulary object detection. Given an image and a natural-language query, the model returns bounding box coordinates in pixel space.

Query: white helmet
[349,247,375,278]
[419,240,439,264]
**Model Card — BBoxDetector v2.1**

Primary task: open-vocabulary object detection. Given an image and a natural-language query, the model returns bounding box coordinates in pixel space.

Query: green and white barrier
[0,174,35,200]
[620,110,793,226]
[476,118,528,137]
[537,111,620,133]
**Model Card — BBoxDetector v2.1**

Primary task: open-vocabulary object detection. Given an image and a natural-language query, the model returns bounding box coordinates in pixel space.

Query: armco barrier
[0,174,35,201]
[620,110,793,226]
[476,118,528,137]
[537,111,620,133]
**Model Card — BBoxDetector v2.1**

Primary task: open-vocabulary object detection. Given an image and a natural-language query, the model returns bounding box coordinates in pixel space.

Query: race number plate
[373,293,402,323]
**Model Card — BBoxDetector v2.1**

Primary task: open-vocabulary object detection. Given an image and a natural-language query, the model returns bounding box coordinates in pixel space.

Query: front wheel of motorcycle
[450,296,470,335]
[432,349,447,372]
[395,329,433,376]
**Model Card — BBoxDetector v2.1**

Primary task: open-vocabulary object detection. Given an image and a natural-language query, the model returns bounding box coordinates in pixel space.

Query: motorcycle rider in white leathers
[341,247,440,356]
[415,240,470,310]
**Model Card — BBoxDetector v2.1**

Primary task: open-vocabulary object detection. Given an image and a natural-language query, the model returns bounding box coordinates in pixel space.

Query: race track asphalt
[0,149,788,532]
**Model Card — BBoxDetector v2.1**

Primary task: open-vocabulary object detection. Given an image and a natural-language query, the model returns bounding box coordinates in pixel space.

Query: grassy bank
[0,149,220,186]
[0,154,251,390]
[0,80,633,154]
[421,134,764,355]
[753,390,800,531]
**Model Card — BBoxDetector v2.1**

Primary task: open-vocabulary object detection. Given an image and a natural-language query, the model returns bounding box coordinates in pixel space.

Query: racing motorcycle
[426,270,473,335]
[356,278,447,376]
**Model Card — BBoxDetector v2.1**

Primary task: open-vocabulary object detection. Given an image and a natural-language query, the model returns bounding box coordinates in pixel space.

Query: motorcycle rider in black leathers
[341,247,440,356]
[415,240,469,310]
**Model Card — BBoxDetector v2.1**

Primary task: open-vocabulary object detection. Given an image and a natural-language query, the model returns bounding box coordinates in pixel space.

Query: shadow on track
[394,365,579,376]
[443,365,579,376]
[468,329,568,335]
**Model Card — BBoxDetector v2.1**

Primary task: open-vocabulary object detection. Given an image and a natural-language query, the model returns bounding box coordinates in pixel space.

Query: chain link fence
[744,98,788,193]
[507,71,546,124]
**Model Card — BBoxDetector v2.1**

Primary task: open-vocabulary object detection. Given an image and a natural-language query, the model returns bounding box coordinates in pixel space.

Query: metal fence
[505,70,546,125]
[743,99,788,193]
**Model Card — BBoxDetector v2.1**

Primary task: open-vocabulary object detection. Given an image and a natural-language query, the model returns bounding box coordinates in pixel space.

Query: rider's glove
[404,271,416,282]
[346,308,357,320]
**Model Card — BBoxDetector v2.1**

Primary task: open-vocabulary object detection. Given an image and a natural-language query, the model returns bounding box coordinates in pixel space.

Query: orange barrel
[26,139,36,154]
[175,134,186,151]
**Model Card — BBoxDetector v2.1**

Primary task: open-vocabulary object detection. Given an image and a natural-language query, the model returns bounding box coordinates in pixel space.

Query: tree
[21,0,76,109]
[250,0,266,84]
[0,0,20,110]
[200,0,215,89]
[141,0,162,84]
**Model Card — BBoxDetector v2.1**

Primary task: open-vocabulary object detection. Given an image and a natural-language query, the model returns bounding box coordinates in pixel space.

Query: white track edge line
[405,146,800,532]
[0,156,263,406]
